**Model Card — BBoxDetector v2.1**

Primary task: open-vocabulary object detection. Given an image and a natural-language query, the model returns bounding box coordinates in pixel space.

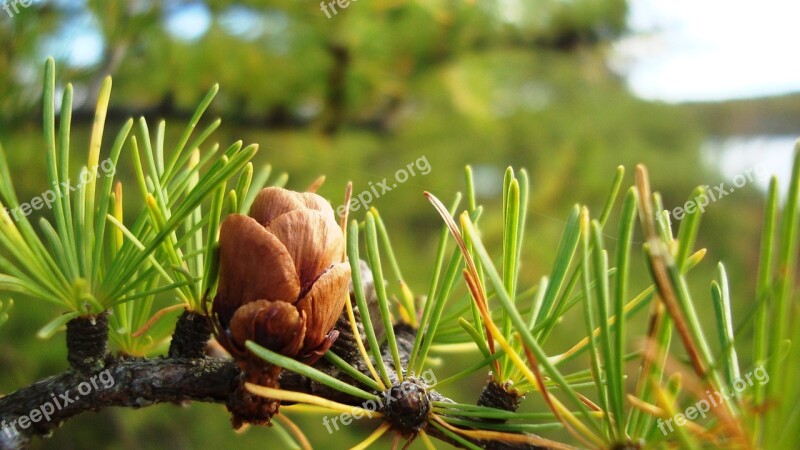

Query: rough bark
[65,312,110,373]
[2,271,551,450]
[478,378,524,415]
[0,358,237,450]
[0,321,547,450]
[168,310,212,359]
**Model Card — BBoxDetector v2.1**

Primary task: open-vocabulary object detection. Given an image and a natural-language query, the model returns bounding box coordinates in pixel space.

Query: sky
[608,0,799,193]
[613,0,800,102]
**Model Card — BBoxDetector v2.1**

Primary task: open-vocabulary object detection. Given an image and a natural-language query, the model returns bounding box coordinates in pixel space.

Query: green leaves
[2,57,798,450]
[0,59,260,354]
[226,143,800,448]
[762,142,800,445]
[420,157,800,448]
[0,59,125,312]
[247,341,379,402]
[347,220,392,387]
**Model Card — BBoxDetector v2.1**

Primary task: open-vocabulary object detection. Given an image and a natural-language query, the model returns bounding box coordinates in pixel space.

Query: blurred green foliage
[0,1,776,448]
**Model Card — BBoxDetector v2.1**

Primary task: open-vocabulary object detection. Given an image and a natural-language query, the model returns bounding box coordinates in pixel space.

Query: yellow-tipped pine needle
[113,182,124,249]
[245,384,384,419]
[131,304,186,337]
[341,182,353,247]
[282,404,340,414]
[551,286,655,364]
[419,430,436,450]
[428,343,483,353]
[425,192,498,365]
[275,414,312,450]
[462,269,602,448]
[306,175,326,193]
[350,423,391,450]
[430,414,576,450]
[344,293,386,390]
[627,394,664,417]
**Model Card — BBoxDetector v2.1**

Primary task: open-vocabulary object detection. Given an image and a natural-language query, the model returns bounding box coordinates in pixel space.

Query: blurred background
[0,1,798,448]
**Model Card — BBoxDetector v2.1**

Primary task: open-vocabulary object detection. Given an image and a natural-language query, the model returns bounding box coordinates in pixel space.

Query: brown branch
[2,272,548,450]
[65,312,110,373]
[168,310,212,359]
[0,316,549,450]
[0,357,237,450]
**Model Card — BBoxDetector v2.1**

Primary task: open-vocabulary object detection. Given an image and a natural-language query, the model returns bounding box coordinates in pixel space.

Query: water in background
[703,135,798,199]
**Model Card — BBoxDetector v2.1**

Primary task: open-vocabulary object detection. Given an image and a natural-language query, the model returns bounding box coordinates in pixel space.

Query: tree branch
[2,264,550,450]
[0,358,237,450]
[0,316,547,450]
